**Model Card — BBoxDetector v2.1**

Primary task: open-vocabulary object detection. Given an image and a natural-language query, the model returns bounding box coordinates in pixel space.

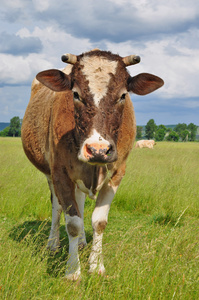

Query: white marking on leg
[89,231,105,275]
[75,186,87,248]
[65,235,81,281]
[80,56,118,106]
[89,183,118,274]
[46,176,62,251]
[65,215,83,280]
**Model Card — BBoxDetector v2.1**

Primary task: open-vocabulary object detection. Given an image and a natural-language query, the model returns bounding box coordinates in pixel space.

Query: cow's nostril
[106,145,113,156]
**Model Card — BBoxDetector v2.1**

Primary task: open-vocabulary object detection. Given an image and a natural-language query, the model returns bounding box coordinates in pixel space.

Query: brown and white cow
[21,49,163,280]
[135,139,156,149]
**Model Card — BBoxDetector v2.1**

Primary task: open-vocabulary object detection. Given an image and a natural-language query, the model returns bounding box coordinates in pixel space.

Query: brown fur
[95,221,108,234]
[67,222,80,237]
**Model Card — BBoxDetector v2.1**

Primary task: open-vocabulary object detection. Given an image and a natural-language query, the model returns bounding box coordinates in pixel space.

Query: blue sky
[0,0,199,125]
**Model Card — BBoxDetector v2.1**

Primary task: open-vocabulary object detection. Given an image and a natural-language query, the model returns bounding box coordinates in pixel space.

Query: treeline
[137,119,198,142]
[0,116,21,137]
[0,116,198,142]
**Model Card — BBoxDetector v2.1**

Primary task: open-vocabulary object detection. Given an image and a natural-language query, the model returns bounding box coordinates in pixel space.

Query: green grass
[0,138,199,299]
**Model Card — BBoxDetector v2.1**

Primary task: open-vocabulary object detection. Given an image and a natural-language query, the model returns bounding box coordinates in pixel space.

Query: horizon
[1,121,198,127]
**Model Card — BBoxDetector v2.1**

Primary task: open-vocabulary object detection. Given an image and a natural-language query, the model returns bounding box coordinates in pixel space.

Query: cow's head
[36,50,164,165]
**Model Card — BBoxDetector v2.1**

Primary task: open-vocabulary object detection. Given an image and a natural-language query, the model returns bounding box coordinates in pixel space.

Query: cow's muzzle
[82,142,117,164]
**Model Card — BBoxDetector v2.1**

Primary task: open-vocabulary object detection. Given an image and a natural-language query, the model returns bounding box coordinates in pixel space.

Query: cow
[21,49,164,280]
[135,139,156,149]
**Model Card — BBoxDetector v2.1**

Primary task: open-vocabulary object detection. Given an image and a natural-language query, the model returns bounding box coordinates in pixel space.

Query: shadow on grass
[150,212,184,227]
[9,220,93,277]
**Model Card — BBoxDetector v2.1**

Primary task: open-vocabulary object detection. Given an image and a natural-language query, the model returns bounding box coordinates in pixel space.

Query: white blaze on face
[80,56,118,106]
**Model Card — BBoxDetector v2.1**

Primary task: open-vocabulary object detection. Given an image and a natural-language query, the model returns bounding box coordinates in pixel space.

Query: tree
[174,123,187,140]
[9,116,21,137]
[181,130,190,142]
[136,126,143,139]
[145,119,157,140]
[155,129,165,141]
[158,124,167,131]
[166,127,172,133]
[174,123,187,134]
[155,124,167,141]
[165,131,179,142]
[187,123,197,141]
[0,127,10,137]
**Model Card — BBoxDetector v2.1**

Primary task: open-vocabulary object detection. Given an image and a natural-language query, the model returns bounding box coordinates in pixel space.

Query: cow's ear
[36,69,71,92]
[127,73,164,95]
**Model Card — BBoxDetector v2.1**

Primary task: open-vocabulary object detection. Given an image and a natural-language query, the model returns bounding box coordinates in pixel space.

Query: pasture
[0,137,198,299]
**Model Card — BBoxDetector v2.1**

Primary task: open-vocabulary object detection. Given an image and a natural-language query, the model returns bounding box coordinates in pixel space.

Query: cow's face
[70,53,131,164]
[36,50,164,165]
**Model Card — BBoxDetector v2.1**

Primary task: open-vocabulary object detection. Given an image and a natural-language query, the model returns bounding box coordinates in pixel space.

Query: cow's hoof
[89,264,106,276]
[46,240,60,253]
[98,266,106,276]
[65,271,81,281]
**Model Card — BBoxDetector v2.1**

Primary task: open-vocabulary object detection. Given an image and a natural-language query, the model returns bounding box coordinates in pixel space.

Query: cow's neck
[76,165,112,199]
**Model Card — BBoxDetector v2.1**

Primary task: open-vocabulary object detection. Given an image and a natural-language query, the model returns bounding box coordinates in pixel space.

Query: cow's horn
[61,53,77,64]
[122,55,141,66]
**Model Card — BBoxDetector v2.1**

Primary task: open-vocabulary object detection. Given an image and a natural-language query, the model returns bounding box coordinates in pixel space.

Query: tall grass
[0,138,199,299]
[115,142,199,218]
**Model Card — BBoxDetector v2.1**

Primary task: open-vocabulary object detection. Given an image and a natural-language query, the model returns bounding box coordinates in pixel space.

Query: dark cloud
[0,32,42,55]
[31,1,199,43]
[33,3,146,42]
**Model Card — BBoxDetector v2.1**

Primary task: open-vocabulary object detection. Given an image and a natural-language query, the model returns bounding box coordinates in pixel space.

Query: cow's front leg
[75,186,87,249]
[89,182,118,275]
[65,214,84,281]
[64,187,86,280]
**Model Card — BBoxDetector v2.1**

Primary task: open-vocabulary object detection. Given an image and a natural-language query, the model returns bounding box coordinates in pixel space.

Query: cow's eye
[119,93,126,103]
[73,91,80,101]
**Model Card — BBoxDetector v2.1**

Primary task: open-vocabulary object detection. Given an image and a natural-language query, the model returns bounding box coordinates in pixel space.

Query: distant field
[0,138,198,299]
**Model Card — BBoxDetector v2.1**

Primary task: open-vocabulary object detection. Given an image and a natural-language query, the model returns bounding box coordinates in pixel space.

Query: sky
[0,0,199,125]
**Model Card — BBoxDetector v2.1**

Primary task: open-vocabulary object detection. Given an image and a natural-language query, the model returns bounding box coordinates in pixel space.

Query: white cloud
[0,53,52,85]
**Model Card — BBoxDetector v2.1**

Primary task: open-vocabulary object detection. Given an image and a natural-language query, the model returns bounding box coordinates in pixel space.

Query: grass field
[0,138,199,299]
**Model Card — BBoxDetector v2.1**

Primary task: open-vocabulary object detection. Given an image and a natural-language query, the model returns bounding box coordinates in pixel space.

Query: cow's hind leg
[46,176,62,252]
[50,169,84,280]
[89,183,118,275]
